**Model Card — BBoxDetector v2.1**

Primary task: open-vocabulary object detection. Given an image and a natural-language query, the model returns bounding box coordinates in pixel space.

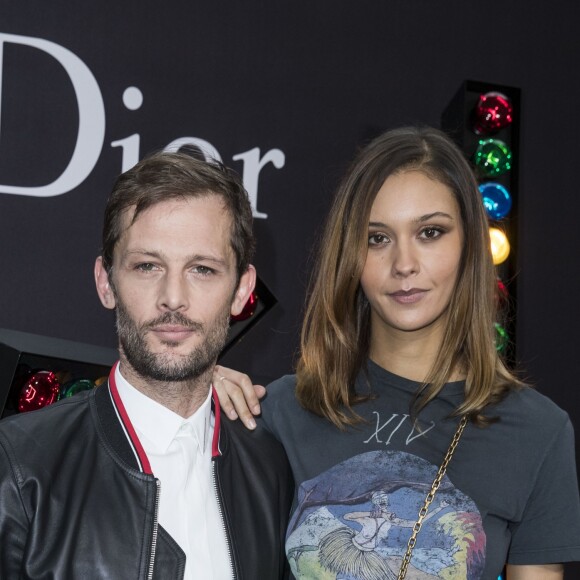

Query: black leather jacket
[0,380,293,579]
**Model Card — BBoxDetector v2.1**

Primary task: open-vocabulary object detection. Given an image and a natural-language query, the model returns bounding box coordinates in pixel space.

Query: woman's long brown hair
[296,126,520,428]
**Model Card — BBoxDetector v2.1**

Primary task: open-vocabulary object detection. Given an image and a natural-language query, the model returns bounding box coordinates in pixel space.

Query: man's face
[95,195,254,382]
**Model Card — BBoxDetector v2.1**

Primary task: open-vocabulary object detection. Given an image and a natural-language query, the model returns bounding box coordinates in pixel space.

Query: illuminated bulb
[474,139,512,177]
[18,370,60,413]
[497,279,509,307]
[60,379,95,398]
[494,323,509,353]
[230,291,258,323]
[489,227,510,265]
[473,92,513,135]
[479,182,512,220]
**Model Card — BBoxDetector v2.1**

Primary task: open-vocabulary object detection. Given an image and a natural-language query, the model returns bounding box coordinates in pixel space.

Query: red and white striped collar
[107,362,223,474]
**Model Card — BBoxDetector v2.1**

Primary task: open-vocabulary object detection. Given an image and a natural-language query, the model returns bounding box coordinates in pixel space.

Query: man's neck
[118,360,213,418]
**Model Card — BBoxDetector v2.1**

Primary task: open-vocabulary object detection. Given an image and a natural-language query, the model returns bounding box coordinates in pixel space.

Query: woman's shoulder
[264,374,298,404]
[495,384,571,429]
[502,384,567,411]
[258,374,305,436]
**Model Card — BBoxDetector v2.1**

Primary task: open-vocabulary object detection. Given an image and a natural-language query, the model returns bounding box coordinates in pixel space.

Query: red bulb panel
[18,370,61,413]
[231,292,258,322]
[474,92,513,134]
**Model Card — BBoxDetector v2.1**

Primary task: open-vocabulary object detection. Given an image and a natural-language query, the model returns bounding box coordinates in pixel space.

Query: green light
[494,322,509,352]
[474,139,512,177]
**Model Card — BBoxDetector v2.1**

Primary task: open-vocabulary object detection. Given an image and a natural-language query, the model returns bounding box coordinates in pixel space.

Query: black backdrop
[2,1,580,570]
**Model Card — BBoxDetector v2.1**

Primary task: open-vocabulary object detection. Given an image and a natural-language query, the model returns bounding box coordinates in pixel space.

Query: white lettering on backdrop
[0,32,282,218]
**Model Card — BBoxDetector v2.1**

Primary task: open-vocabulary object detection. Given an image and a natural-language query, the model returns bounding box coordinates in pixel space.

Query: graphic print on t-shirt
[286,450,485,579]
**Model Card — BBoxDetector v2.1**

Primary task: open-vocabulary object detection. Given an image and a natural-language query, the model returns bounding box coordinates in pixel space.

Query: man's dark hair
[101,151,255,281]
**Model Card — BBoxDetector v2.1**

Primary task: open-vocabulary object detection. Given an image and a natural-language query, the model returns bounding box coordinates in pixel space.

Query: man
[0,152,293,579]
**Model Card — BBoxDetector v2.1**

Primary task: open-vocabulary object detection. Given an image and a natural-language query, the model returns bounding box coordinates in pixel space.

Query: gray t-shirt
[260,360,580,580]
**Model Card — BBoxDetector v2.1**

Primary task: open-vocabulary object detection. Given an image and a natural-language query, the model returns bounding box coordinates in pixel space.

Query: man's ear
[231,265,257,316]
[94,257,116,310]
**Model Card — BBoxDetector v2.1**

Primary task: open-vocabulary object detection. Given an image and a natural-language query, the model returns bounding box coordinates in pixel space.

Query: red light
[18,370,61,413]
[496,279,509,308]
[231,292,258,322]
[473,92,513,134]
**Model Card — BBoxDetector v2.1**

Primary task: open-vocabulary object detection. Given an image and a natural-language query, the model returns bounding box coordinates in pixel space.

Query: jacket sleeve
[0,430,29,577]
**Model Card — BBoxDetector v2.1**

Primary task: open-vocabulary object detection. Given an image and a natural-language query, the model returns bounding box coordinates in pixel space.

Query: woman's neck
[368,319,464,383]
[369,335,436,382]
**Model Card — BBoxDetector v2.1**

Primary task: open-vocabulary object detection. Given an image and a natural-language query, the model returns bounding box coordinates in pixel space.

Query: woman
[215,126,580,579]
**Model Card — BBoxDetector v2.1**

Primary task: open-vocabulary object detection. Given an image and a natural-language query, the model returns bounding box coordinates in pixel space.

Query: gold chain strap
[397,415,468,580]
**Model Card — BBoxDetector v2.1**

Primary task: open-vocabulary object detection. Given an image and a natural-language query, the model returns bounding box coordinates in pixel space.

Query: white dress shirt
[115,366,232,580]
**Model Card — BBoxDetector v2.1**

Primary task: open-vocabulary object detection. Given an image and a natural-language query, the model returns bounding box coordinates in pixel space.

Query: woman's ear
[230,265,256,317]
[94,256,116,310]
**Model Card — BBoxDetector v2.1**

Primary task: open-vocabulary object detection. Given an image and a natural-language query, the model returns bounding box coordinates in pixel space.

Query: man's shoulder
[220,409,286,452]
[0,390,93,452]
[219,412,291,485]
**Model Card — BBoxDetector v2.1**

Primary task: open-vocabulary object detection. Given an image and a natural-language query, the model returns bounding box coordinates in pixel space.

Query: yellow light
[489,227,510,265]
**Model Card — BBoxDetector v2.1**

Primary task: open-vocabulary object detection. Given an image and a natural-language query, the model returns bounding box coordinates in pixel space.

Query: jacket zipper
[148,479,161,580]
[212,460,236,579]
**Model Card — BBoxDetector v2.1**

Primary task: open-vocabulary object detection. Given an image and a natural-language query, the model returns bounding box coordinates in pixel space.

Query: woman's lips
[388,288,428,304]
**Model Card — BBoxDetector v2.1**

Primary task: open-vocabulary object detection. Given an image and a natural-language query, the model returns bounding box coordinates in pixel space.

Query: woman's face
[360,170,463,343]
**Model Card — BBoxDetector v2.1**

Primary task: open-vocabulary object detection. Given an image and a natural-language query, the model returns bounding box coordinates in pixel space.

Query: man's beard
[115,299,230,383]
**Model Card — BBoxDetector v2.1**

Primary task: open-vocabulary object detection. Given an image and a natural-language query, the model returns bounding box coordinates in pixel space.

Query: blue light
[479,182,512,220]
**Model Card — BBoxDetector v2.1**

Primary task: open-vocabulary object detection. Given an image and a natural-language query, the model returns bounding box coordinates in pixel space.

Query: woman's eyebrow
[414,211,455,223]
[368,212,455,228]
